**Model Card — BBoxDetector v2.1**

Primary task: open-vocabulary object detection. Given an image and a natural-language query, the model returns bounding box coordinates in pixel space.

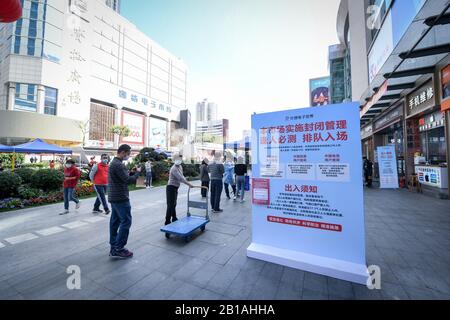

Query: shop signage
[416,166,449,189]
[419,111,445,132]
[360,81,388,118]
[441,65,450,112]
[120,111,145,146]
[86,140,114,149]
[407,81,435,116]
[361,125,373,140]
[374,105,402,130]
[118,89,174,115]
[378,145,399,189]
[248,102,368,285]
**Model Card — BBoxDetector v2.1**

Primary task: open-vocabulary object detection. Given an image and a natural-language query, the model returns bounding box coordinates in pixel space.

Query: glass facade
[12,0,63,62]
[15,83,37,112]
[44,87,57,115]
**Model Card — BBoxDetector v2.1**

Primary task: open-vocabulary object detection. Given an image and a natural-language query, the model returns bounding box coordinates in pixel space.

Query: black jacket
[108,157,139,203]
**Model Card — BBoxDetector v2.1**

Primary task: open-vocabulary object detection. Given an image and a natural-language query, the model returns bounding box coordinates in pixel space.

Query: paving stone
[224,269,261,300]
[195,289,223,300]
[303,272,328,295]
[168,282,203,300]
[380,282,410,300]
[205,264,241,295]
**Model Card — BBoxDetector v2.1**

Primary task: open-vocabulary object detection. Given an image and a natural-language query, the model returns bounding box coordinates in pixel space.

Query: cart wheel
[184,236,190,243]
[165,233,170,239]
[201,226,206,232]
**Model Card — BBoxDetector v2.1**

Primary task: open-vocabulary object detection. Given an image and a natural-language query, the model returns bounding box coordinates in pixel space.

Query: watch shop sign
[407,80,435,117]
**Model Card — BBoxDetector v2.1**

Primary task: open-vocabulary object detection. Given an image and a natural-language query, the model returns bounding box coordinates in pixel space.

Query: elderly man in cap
[165,153,195,231]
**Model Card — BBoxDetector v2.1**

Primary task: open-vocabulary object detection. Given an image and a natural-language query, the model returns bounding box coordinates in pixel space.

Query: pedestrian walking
[200,158,210,198]
[145,159,153,188]
[223,156,236,200]
[234,156,248,203]
[60,159,81,215]
[208,152,225,213]
[165,153,194,231]
[49,160,55,170]
[108,144,141,259]
[363,157,373,188]
[90,154,110,215]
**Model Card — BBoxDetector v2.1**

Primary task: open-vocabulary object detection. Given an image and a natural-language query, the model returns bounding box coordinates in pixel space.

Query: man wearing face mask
[108,144,141,259]
[165,153,194,230]
[60,159,81,215]
[90,154,111,215]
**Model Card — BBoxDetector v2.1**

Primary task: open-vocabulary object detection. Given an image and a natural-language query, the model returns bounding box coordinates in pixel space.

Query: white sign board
[248,102,368,285]
[378,146,399,189]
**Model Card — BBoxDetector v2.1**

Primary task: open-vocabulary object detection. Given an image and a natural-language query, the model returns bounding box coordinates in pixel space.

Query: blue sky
[122,0,341,140]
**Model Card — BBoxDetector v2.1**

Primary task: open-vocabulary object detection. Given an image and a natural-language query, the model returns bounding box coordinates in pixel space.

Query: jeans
[210,180,223,211]
[145,172,152,187]
[224,183,236,198]
[166,185,179,225]
[201,181,209,197]
[109,201,132,251]
[236,175,246,201]
[64,188,79,210]
[93,185,109,212]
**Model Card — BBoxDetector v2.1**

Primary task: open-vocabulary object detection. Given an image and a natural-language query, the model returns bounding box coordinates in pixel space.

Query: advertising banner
[121,111,145,146]
[248,102,368,285]
[441,64,450,112]
[309,77,330,107]
[377,145,399,189]
[149,117,168,149]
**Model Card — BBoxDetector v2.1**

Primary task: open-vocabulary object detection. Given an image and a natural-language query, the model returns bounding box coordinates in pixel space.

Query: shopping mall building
[0,0,188,155]
[337,0,450,198]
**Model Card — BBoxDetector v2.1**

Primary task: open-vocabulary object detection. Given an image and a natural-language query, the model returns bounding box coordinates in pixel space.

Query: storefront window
[420,127,446,165]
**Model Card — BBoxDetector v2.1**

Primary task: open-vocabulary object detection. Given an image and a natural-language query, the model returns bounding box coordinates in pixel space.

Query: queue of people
[57,145,248,260]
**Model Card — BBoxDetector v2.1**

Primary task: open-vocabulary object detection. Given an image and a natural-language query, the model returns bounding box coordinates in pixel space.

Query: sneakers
[104,210,111,215]
[109,248,133,259]
[240,200,245,203]
[75,201,81,210]
[146,186,150,189]
[92,209,103,214]
[233,196,237,201]
[212,209,223,213]
[59,210,69,215]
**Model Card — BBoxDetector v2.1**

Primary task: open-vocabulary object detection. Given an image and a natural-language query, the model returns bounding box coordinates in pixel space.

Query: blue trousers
[64,188,79,210]
[93,185,109,212]
[236,175,246,200]
[109,201,132,251]
[145,172,152,187]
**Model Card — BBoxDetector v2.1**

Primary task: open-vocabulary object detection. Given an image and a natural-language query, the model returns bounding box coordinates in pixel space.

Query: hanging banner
[248,102,368,285]
[377,145,399,189]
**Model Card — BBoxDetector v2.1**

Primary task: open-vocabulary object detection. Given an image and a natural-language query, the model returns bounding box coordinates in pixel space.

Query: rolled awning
[0,0,22,23]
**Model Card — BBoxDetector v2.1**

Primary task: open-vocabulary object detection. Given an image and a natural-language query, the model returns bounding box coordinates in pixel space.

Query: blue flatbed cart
[161,186,209,242]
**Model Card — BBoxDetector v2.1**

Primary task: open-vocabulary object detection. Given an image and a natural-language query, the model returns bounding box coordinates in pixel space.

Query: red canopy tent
[0,0,22,23]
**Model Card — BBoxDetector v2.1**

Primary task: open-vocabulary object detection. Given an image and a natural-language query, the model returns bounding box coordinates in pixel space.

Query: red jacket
[64,166,80,189]
[93,163,109,185]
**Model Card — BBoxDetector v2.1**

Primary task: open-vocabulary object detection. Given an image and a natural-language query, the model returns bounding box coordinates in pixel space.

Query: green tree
[110,125,131,141]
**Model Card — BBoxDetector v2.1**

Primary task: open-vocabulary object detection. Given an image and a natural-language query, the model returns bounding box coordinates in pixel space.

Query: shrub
[0,153,25,168]
[0,171,22,199]
[182,163,200,178]
[18,186,44,200]
[14,168,36,184]
[0,198,25,210]
[20,162,49,169]
[30,169,64,191]
[151,161,172,181]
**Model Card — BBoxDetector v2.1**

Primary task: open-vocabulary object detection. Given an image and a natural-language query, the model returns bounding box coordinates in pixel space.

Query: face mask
[175,160,182,166]
[102,159,108,164]
[123,156,130,161]
[65,164,72,168]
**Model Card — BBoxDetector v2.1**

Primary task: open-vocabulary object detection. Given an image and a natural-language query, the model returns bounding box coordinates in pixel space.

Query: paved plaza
[0,185,449,300]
